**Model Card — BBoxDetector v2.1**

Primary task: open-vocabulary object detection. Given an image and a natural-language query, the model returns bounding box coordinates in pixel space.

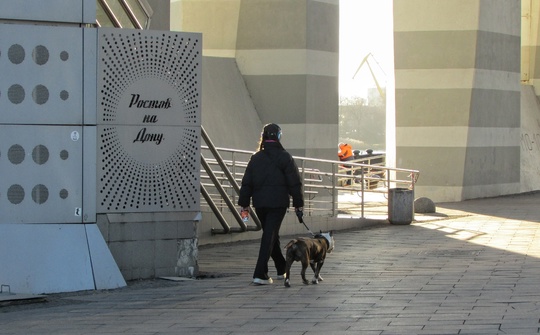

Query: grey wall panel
[83,0,97,24]
[83,126,97,223]
[0,125,84,224]
[0,0,95,24]
[0,24,84,125]
[84,28,98,125]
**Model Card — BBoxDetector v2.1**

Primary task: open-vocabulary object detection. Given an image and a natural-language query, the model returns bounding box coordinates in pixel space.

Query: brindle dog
[283,231,334,287]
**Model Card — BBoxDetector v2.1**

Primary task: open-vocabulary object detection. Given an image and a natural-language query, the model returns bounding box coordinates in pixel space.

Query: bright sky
[339,0,394,99]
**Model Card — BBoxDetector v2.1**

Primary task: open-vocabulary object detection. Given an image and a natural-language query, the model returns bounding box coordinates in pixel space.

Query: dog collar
[318,232,334,252]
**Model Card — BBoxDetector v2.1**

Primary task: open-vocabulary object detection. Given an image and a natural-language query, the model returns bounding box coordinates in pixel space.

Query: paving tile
[2,193,540,334]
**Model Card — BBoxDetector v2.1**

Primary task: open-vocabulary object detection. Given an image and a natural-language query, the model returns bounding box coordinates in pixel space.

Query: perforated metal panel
[0,23,84,125]
[97,28,201,126]
[0,126,86,224]
[96,28,202,213]
[97,125,200,212]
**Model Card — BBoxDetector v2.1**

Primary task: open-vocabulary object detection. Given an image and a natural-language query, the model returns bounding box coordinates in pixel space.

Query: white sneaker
[252,277,273,285]
[276,273,286,280]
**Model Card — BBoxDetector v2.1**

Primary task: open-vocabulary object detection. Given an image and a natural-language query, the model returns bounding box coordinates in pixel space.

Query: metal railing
[200,128,420,235]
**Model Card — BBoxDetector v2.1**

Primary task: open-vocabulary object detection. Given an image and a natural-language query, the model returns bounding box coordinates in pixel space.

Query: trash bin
[388,188,414,225]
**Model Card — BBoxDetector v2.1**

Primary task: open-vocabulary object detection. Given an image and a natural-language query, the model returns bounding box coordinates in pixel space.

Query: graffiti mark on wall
[521,133,540,151]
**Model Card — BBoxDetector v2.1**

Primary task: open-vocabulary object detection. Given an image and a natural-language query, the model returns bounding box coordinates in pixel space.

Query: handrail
[200,127,261,235]
[200,144,420,228]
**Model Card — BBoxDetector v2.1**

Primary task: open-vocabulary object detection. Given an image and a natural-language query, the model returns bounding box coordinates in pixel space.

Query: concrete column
[235,0,339,159]
[522,0,540,94]
[170,0,241,58]
[393,0,521,202]
[521,1,540,192]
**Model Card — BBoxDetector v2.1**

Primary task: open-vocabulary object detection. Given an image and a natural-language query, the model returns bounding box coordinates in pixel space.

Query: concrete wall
[521,1,540,192]
[147,0,170,30]
[200,57,263,151]
[97,212,198,279]
[521,85,540,191]
[171,0,240,58]
[236,0,339,160]
[393,0,521,202]
[522,0,540,96]
[171,0,339,160]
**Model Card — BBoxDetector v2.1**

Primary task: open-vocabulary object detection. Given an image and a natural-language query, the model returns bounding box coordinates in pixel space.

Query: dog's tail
[284,239,297,250]
[285,239,305,262]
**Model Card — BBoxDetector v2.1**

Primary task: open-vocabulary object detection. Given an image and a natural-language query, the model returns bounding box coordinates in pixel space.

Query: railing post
[332,163,338,217]
[360,168,365,218]
[300,159,307,212]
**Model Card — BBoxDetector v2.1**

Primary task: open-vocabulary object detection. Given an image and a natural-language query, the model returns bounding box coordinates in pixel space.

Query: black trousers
[253,207,287,279]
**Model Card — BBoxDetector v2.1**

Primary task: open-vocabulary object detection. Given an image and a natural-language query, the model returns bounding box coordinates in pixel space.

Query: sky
[339,0,394,99]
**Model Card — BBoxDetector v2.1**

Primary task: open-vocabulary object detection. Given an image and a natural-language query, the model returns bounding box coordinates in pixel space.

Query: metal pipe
[201,126,261,229]
[201,155,247,231]
[201,184,230,234]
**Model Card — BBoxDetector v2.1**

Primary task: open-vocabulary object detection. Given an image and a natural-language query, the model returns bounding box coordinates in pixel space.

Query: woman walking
[238,123,304,285]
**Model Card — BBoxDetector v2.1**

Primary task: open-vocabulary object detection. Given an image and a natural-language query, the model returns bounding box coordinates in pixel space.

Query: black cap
[262,123,281,141]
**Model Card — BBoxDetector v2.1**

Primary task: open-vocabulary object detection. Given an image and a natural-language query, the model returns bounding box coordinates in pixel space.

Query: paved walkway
[1,192,540,334]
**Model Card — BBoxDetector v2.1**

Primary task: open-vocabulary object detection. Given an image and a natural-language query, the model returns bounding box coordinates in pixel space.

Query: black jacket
[238,142,304,209]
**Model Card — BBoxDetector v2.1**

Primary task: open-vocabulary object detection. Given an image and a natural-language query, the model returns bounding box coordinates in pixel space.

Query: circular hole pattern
[8,84,25,104]
[8,144,25,164]
[60,149,69,160]
[4,45,69,106]
[59,189,69,199]
[60,51,69,61]
[7,184,25,204]
[33,45,49,65]
[97,31,202,212]
[32,145,49,165]
[98,127,199,211]
[32,85,49,105]
[60,90,69,101]
[99,32,201,123]
[32,184,49,204]
[8,44,25,64]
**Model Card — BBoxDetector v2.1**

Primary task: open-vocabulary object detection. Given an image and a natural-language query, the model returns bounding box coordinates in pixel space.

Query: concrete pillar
[393,0,521,202]
[171,0,339,159]
[170,0,241,58]
[522,0,540,94]
[235,0,339,159]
